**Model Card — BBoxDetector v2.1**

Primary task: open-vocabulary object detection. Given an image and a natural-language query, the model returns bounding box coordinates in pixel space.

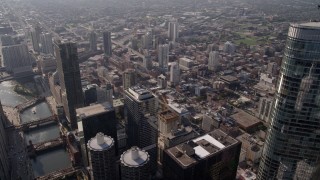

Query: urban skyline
[0,0,320,179]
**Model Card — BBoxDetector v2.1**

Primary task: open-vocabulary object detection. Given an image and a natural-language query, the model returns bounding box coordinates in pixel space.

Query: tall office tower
[123,69,137,90]
[143,54,152,70]
[0,101,10,180]
[88,132,116,180]
[120,146,151,180]
[103,31,112,57]
[77,102,118,165]
[208,51,219,71]
[257,22,320,179]
[40,33,53,54]
[1,43,33,72]
[55,41,84,129]
[89,31,97,51]
[31,26,41,52]
[170,62,180,86]
[223,41,236,55]
[168,21,179,42]
[105,83,113,105]
[143,32,153,49]
[124,86,156,147]
[163,129,241,180]
[158,44,169,69]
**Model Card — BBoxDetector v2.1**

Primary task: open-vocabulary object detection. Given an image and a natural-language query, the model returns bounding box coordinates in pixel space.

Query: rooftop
[298,22,320,28]
[126,86,154,101]
[158,110,179,123]
[87,133,114,151]
[165,129,239,168]
[120,146,150,167]
[76,102,113,119]
[230,110,262,129]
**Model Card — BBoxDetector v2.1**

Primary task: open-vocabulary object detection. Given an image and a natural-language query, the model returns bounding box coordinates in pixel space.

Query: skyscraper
[170,62,180,86]
[208,51,219,71]
[0,101,10,180]
[258,22,320,179]
[55,41,84,129]
[87,133,116,180]
[124,86,156,147]
[168,21,179,42]
[158,44,169,69]
[89,31,97,51]
[123,69,137,90]
[103,31,112,57]
[40,33,54,54]
[31,25,41,52]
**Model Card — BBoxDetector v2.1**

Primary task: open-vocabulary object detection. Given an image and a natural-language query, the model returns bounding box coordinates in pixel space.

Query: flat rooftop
[298,22,320,28]
[165,129,239,168]
[158,110,179,123]
[230,110,262,129]
[126,85,154,101]
[76,102,113,119]
[220,75,238,83]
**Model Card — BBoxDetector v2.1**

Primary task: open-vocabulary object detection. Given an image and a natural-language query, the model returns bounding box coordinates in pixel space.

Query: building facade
[103,31,112,57]
[40,33,53,54]
[87,133,116,180]
[55,41,84,129]
[123,69,136,90]
[89,31,97,51]
[124,86,157,147]
[0,101,10,180]
[158,44,169,69]
[208,51,219,71]
[170,62,180,86]
[120,146,151,180]
[1,43,33,72]
[258,22,320,179]
[168,21,179,42]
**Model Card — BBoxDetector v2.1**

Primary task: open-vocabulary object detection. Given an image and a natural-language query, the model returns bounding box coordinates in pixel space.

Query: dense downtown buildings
[257,22,320,180]
[163,129,241,180]
[55,41,84,129]
[2,0,320,179]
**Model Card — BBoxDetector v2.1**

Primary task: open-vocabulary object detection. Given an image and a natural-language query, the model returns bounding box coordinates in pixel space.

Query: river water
[0,81,71,177]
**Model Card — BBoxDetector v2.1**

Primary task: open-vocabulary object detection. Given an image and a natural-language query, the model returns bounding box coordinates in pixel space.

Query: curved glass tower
[258,22,320,179]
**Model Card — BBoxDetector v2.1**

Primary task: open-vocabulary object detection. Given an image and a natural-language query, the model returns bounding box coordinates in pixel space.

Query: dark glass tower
[103,31,112,57]
[55,41,84,129]
[258,22,320,179]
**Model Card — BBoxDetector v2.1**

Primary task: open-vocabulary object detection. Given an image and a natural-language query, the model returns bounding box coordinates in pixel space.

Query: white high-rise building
[40,33,53,54]
[168,21,179,42]
[1,43,33,72]
[170,62,180,86]
[158,44,169,69]
[208,51,219,71]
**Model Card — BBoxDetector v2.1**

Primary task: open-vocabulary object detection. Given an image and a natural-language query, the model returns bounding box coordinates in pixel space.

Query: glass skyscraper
[258,22,320,179]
